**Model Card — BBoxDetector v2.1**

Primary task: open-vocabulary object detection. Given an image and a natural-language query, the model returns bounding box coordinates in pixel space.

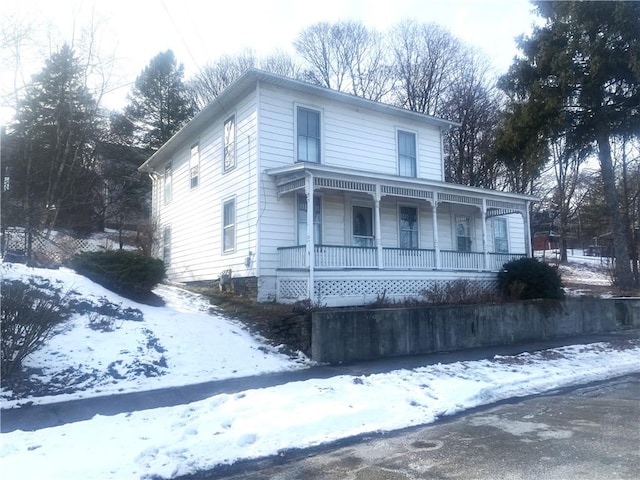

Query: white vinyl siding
[259,84,442,180]
[154,90,258,282]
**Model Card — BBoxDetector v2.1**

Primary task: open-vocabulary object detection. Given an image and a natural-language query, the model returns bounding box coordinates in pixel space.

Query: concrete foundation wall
[311,298,640,363]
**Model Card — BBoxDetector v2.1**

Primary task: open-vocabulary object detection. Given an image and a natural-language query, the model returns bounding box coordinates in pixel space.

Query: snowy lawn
[0,262,310,407]
[1,259,639,479]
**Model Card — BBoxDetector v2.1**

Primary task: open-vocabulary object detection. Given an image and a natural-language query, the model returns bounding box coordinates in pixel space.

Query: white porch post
[481,199,488,270]
[524,200,532,257]
[305,173,315,300]
[431,196,440,269]
[374,185,383,269]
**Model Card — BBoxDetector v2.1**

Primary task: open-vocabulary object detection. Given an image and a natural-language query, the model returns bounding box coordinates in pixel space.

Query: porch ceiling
[267,163,537,212]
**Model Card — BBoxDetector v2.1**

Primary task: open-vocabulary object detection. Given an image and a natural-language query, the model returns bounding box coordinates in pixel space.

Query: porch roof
[266,163,538,213]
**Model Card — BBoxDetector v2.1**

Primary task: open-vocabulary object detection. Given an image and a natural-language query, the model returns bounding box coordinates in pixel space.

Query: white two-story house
[139,69,536,307]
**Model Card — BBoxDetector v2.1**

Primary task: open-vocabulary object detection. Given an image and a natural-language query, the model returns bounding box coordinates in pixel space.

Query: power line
[160,0,201,73]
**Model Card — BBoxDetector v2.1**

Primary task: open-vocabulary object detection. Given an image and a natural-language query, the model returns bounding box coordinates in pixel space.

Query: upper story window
[190,144,199,188]
[223,198,236,253]
[164,162,173,204]
[297,107,320,163]
[398,130,416,177]
[224,115,236,171]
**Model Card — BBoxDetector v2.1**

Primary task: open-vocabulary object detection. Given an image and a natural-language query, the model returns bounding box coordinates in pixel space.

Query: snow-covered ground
[0,262,310,408]
[1,260,639,479]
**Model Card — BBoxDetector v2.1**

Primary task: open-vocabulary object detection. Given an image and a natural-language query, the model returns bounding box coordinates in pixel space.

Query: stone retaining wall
[311,298,640,364]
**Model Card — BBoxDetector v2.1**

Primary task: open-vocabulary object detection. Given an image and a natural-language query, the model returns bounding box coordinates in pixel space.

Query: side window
[399,206,418,249]
[164,162,172,204]
[297,107,320,163]
[297,193,322,245]
[398,130,416,177]
[456,215,472,252]
[493,218,509,253]
[190,144,199,188]
[163,226,171,266]
[223,198,236,253]
[224,116,236,171]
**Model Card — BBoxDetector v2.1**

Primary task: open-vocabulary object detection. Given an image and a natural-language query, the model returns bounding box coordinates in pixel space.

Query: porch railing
[279,245,306,269]
[316,245,377,268]
[278,245,524,271]
[383,247,436,269]
[440,250,484,270]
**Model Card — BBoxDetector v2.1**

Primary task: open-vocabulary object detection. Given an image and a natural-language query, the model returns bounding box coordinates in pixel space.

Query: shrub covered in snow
[70,250,165,300]
[1,280,70,381]
[498,257,565,301]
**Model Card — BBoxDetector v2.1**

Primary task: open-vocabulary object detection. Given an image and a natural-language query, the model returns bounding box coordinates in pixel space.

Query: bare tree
[549,136,590,262]
[189,50,257,110]
[442,49,503,188]
[294,21,391,100]
[259,49,303,80]
[389,20,462,116]
[0,12,37,114]
[294,22,343,90]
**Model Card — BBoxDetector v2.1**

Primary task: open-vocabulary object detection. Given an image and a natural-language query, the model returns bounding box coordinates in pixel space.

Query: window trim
[162,226,171,267]
[352,204,374,247]
[190,143,199,189]
[399,205,419,249]
[295,105,322,164]
[222,198,236,253]
[223,115,236,172]
[397,128,417,178]
[164,162,173,204]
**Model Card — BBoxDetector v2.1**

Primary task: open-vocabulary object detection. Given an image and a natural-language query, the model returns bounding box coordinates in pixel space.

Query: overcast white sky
[0,0,539,122]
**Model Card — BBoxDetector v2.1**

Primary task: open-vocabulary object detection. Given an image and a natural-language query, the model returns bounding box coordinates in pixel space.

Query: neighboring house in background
[139,69,536,307]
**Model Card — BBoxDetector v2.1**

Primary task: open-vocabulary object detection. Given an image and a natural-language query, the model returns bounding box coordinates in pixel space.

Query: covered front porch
[267,163,535,305]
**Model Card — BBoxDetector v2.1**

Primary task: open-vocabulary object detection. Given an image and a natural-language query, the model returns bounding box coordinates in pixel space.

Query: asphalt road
[180,373,640,480]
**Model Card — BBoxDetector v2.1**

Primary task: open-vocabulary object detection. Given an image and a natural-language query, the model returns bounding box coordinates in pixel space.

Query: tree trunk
[597,132,634,288]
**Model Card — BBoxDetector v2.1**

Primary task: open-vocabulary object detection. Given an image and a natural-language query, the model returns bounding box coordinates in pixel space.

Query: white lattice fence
[31,234,107,263]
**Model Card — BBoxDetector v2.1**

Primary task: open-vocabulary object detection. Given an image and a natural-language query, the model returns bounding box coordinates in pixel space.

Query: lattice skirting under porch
[277,276,498,306]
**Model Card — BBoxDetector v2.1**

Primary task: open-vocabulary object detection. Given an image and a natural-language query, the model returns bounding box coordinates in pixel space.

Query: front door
[353,206,373,247]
